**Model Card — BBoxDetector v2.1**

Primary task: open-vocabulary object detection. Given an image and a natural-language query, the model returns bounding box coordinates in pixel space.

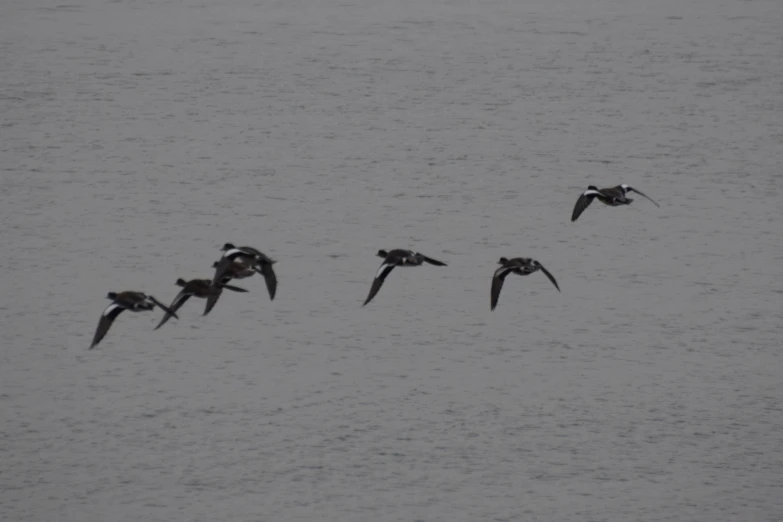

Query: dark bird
[90,291,179,349]
[211,259,255,286]
[491,257,560,311]
[363,249,447,306]
[155,278,248,330]
[571,184,660,222]
[212,243,277,300]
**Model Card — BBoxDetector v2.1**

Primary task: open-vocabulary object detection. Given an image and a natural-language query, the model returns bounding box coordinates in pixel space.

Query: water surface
[2,0,782,520]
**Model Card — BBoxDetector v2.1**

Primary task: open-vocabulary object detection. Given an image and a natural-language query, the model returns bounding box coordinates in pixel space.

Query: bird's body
[571,184,659,222]
[211,259,255,285]
[490,257,560,311]
[155,278,248,330]
[363,249,447,306]
[90,291,178,349]
[212,243,277,300]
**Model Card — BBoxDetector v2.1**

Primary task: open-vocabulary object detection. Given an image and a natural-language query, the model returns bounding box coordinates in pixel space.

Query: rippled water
[2,0,782,520]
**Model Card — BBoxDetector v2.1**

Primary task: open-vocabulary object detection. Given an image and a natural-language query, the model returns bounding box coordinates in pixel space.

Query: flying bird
[363,249,447,306]
[212,243,277,300]
[211,259,256,286]
[90,291,179,349]
[571,184,659,222]
[154,278,248,330]
[491,257,560,311]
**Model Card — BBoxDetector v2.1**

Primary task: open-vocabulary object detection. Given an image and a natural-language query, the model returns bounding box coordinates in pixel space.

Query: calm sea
[2,0,782,520]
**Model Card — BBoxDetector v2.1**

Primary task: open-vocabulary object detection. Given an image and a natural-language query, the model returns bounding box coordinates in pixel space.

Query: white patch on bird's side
[583,189,602,196]
[103,303,122,316]
[494,267,513,279]
[376,264,391,278]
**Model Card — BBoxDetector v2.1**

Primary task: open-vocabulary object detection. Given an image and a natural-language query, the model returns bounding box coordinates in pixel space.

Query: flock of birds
[89,243,278,349]
[89,183,660,350]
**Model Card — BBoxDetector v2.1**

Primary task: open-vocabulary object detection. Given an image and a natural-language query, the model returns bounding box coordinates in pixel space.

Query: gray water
[2,0,782,520]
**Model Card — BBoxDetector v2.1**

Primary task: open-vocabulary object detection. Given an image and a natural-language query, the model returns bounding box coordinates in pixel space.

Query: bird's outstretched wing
[149,295,180,319]
[90,303,125,349]
[203,288,224,316]
[571,190,600,222]
[221,284,248,293]
[154,291,190,330]
[628,186,660,208]
[363,262,396,306]
[536,263,561,292]
[211,257,234,286]
[490,267,513,311]
[258,263,277,300]
[418,254,447,266]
